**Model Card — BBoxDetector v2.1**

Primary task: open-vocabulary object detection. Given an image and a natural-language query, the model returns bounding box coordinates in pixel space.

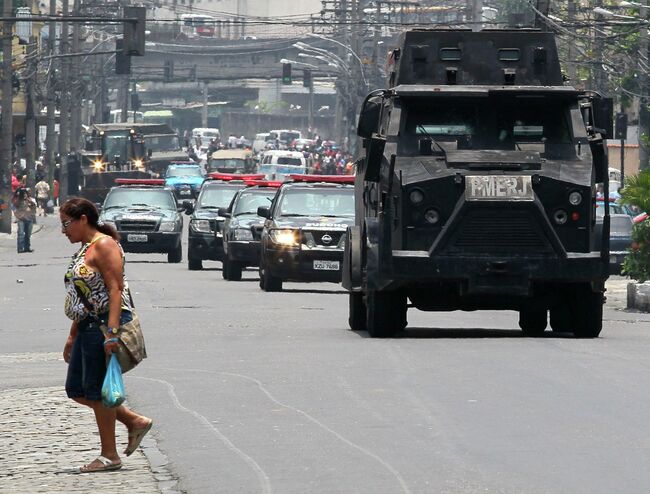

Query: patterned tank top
[64,235,134,321]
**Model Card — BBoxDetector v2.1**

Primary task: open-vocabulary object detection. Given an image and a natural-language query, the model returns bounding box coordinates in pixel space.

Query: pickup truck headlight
[269,229,299,246]
[101,220,116,230]
[159,221,177,232]
[191,219,212,233]
[233,228,254,240]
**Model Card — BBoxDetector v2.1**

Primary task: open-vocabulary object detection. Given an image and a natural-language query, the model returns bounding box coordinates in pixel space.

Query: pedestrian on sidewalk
[60,198,153,473]
[12,188,37,253]
[35,178,51,216]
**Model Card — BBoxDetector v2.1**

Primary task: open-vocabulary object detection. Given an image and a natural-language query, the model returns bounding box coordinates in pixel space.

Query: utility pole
[24,35,37,189]
[567,0,576,84]
[59,0,70,202]
[0,0,14,233]
[69,0,81,152]
[202,81,208,128]
[639,0,649,170]
[46,0,57,196]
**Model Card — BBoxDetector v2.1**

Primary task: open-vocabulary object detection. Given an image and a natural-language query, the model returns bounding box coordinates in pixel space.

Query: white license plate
[127,234,148,243]
[180,190,191,195]
[313,260,340,271]
[466,176,533,201]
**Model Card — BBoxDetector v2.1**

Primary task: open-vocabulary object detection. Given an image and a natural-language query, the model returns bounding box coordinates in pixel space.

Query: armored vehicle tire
[348,292,366,332]
[365,290,407,338]
[549,306,572,333]
[188,258,203,271]
[224,258,243,281]
[571,288,603,338]
[222,259,230,280]
[519,309,547,336]
[168,244,182,263]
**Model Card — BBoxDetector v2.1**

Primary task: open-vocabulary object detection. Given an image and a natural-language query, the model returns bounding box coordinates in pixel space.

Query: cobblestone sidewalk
[0,385,163,494]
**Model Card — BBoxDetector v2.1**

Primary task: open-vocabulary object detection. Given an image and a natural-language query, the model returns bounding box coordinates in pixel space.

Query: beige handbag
[100,311,147,373]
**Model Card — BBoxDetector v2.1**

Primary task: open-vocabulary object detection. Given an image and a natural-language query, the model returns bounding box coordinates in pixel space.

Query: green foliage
[620,169,650,213]
[622,220,650,281]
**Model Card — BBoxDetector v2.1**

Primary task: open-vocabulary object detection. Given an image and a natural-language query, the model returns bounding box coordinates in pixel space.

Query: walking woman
[60,198,152,473]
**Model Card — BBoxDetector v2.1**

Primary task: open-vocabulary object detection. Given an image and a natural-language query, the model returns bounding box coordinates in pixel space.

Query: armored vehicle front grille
[251,226,264,240]
[448,210,550,254]
[118,220,157,232]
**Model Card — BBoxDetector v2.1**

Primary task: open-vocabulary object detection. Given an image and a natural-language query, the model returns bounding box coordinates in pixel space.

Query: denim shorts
[65,311,132,401]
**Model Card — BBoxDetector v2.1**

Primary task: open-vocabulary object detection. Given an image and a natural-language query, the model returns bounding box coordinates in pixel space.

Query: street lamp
[593,6,649,22]
[306,32,368,89]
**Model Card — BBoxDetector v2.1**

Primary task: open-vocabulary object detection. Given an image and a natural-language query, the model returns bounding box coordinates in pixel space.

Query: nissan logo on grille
[321,234,333,244]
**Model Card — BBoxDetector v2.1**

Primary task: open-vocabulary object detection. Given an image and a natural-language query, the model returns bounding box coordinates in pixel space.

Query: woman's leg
[73,397,150,431]
[87,400,120,462]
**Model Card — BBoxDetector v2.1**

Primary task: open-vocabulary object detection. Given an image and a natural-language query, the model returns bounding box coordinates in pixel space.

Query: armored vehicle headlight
[424,208,440,225]
[569,191,582,206]
[191,219,211,233]
[409,189,425,204]
[553,209,568,225]
[233,228,254,240]
[159,221,177,232]
[270,229,299,246]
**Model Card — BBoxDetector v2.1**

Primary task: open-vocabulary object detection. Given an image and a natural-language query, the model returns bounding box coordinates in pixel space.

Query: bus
[180,14,216,37]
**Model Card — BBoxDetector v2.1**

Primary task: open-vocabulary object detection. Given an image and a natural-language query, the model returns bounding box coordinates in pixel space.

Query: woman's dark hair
[60,197,120,240]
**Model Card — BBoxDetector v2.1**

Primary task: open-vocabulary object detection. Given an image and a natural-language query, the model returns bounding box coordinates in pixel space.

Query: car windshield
[278,188,354,217]
[402,95,574,157]
[198,186,240,208]
[167,167,202,177]
[233,191,275,215]
[208,159,246,172]
[103,133,129,161]
[145,135,181,151]
[104,189,176,210]
[596,202,625,217]
[277,157,303,166]
[280,132,300,142]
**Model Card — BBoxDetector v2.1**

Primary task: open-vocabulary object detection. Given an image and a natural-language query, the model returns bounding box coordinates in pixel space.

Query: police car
[186,173,263,270]
[221,180,281,280]
[164,162,205,200]
[257,175,355,291]
[99,179,188,263]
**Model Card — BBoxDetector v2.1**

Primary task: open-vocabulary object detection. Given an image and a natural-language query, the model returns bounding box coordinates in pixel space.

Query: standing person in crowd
[60,198,153,473]
[12,188,37,253]
[35,178,51,216]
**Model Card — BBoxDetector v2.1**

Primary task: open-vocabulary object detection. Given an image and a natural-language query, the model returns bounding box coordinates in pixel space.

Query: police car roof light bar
[208,173,266,181]
[288,174,355,184]
[243,180,283,188]
[115,178,165,186]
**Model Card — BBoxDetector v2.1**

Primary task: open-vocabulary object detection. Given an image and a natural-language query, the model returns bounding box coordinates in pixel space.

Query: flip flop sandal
[124,419,153,457]
[78,455,122,473]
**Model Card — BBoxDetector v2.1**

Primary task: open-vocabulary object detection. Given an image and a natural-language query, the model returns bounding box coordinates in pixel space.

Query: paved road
[3,214,650,494]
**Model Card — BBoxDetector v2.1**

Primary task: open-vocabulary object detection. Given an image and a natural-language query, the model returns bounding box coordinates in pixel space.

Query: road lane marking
[132,376,272,494]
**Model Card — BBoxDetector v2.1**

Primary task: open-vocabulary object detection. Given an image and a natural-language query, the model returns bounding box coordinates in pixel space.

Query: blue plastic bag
[102,354,126,408]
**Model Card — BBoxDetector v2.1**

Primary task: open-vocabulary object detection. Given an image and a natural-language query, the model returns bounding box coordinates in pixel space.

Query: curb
[627,282,650,311]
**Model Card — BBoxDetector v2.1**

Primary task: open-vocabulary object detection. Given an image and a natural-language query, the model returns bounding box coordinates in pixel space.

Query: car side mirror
[357,93,382,139]
[591,97,614,139]
[257,206,271,219]
[94,202,102,213]
[217,207,231,218]
[182,200,194,214]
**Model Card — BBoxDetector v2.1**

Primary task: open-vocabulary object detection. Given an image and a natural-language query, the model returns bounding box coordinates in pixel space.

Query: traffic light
[282,63,292,85]
[123,6,146,56]
[131,93,141,111]
[615,113,628,140]
[115,38,131,75]
[164,60,174,82]
[303,69,312,88]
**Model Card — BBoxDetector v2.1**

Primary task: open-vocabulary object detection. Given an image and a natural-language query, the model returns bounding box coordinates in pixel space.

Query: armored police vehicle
[342,29,613,338]
[99,179,188,263]
[258,175,355,292]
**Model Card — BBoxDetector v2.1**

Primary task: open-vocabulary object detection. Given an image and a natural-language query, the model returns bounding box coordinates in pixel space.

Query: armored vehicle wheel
[571,287,603,338]
[222,259,231,280]
[550,305,572,333]
[519,309,547,336]
[348,292,366,331]
[188,258,202,271]
[365,290,407,338]
[167,244,182,263]
[226,258,243,281]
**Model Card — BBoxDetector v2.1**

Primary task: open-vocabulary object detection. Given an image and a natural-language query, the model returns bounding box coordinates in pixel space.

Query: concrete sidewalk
[0,354,177,494]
